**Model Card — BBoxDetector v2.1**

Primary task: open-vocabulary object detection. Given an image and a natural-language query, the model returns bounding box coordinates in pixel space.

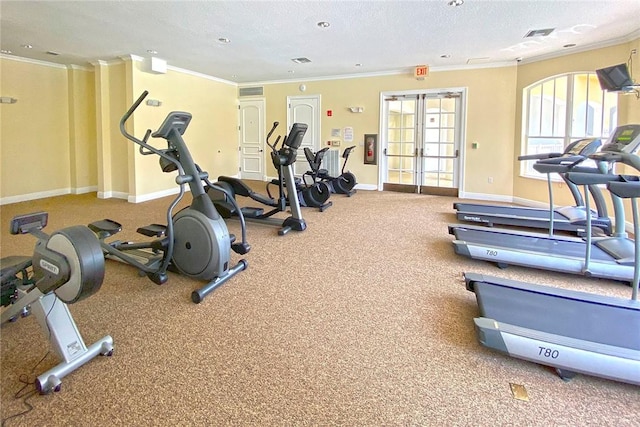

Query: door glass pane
[440,128,455,143]
[440,143,455,157]
[424,113,440,128]
[402,129,415,142]
[388,129,401,142]
[387,142,401,155]
[424,144,439,156]
[402,143,415,155]
[440,97,455,112]
[424,129,439,142]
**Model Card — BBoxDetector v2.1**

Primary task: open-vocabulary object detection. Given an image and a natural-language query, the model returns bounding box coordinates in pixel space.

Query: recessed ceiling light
[563,43,577,48]
[288,70,295,73]
[317,21,330,28]
[218,37,231,44]
[1,49,12,54]
[291,57,311,64]
[355,63,362,67]
[448,0,464,6]
[440,54,451,58]
[46,51,60,56]
[21,44,33,49]
[147,49,158,54]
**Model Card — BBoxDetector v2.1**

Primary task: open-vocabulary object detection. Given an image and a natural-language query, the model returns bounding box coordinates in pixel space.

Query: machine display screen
[601,124,640,153]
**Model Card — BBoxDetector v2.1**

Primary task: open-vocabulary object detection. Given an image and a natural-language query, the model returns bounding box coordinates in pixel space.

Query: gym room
[1,1,639,425]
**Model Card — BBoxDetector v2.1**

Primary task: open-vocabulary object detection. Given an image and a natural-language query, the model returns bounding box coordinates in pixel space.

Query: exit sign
[414,65,429,79]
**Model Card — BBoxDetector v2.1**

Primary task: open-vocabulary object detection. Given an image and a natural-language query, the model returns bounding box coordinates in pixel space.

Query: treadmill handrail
[565,172,626,186]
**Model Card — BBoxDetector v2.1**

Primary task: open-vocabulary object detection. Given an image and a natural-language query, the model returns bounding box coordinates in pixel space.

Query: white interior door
[238,98,265,180]
[288,96,321,176]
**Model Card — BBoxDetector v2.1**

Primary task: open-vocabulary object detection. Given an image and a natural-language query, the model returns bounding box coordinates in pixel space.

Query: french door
[381,90,464,196]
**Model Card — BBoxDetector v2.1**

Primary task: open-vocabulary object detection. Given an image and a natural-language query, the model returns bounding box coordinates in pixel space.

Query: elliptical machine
[208,121,307,235]
[1,212,114,394]
[265,123,332,212]
[304,145,357,197]
[88,91,250,304]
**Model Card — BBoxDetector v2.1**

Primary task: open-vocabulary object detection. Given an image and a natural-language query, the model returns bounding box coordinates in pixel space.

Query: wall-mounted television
[595,63,634,92]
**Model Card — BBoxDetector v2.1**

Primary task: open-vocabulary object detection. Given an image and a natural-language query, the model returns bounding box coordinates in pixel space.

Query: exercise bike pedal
[136,224,167,237]
[88,219,122,238]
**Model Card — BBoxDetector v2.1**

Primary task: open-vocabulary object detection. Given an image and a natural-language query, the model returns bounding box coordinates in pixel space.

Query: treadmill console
[567,138,601,155]
[600,124,640,153]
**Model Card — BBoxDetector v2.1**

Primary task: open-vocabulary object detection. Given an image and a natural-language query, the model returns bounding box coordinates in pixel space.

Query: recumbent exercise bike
[304,145,357,197]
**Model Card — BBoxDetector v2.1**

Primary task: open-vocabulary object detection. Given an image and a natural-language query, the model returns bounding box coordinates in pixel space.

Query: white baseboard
[354,183,377,191]
[97,191,128,200]
[128,187,183,204]
[1,188,71,205]
[72,185,98,195]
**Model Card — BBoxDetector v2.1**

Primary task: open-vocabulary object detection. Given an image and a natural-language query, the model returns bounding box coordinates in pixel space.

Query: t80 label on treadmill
[538,346,560,359]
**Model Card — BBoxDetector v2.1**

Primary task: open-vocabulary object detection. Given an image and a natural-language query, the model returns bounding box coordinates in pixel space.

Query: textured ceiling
[1,1,640,84]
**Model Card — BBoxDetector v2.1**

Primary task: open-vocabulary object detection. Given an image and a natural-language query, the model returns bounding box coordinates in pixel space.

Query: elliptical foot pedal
[240,207,264,218]
[137,224,166,237]
[88,219,122,237]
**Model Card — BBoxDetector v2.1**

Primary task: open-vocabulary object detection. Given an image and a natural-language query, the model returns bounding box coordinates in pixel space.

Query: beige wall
[261,65,518,195]
[514,40,640,208]
[67,66,98,191]
[1,38,638,207]
[124,59,239,198]
[1,58,71,199]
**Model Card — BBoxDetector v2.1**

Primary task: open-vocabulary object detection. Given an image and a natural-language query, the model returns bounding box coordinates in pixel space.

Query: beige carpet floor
[1,188,638,426]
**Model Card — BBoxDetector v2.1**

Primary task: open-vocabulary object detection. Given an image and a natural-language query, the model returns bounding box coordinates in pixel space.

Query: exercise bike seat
[304,147,329,173]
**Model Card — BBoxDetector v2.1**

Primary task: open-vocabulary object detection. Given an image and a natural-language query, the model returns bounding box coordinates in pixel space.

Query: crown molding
[519,31,640,65]
[0,53,68,69]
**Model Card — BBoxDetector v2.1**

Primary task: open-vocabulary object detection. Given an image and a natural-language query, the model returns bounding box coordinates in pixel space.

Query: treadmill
[464,174,640,385]
[449,124,640,284]
[454,137,612,236]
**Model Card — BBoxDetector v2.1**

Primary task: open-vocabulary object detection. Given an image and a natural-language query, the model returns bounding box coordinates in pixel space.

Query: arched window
[521,72,618,177]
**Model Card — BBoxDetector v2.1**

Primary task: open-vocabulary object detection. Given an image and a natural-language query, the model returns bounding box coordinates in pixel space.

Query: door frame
[238,97,266,180]
[377,87,467,194]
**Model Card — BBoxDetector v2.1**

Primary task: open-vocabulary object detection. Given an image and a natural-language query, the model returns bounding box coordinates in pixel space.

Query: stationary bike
[1,212,114,394]
[88,91,250,304]
[304,145,357,196]
[208,121,307,235]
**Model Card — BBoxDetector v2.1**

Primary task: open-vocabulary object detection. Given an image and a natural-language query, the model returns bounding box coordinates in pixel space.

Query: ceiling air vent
[239,86,264,97]
[524,28,555,38]
[291,57,312,64]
